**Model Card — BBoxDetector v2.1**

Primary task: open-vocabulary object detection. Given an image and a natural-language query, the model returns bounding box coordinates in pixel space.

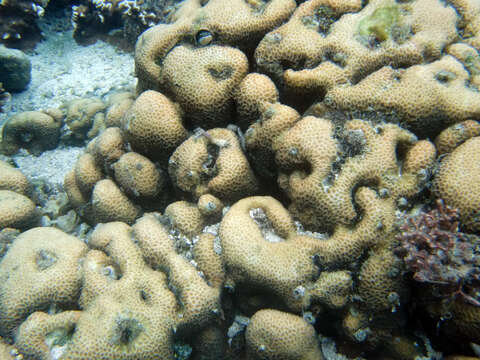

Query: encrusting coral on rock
[2,0,480,358]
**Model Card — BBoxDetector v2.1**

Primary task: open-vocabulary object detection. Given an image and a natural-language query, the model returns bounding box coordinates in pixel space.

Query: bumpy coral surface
[169,128,259,201]
[6,217,222,360]
[123,90,187,163]
[275,116,435,231]
[4,0,480,357]
[0,190,37,230]
[246,309,323,360]
[0,227,87,337]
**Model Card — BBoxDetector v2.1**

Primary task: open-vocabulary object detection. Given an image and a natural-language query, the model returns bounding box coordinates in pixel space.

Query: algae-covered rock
[0,45,31,92]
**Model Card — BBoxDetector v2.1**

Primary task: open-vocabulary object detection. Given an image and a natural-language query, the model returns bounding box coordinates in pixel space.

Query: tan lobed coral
[64,127,171,225]
[0,160,30,195]
[60,97,107,142]
[0,110,62,156]
[169,128,259,202]
[113,152,165,199]
[235,73,302,179]
[134,0,296,91]
[435,120,480,155]
[0,161,36,230]
[134,0,296,127]
[8,0,480,357]
[0,336,18,360]
[104,91,135,128]
[163,195,223,238]
[255,0,457,95]
[218,191,407,320]
[0,227,87,337]
[447,0,480,51]
[123,90,188,164]
[245,309,324,360]
[321,56,480,136]
[0,190,37,230]
[433,136,480,232]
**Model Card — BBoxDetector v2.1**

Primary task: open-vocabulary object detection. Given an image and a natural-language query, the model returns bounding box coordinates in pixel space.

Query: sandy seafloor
[0,12,136,188]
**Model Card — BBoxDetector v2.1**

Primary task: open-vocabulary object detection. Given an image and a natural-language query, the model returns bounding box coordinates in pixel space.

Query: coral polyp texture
[0,161,37,230]
[3,0,480,358]
[274,116,435,231]
[433,137,480,232]
[169,128,259,201]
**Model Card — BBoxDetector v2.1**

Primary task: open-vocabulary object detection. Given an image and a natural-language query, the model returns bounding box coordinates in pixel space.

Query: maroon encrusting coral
[395,199,480,306]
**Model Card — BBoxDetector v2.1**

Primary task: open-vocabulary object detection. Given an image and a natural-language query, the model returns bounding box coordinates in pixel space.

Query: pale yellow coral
[1,111,61,155]
[434,120,480,155]
[433,136,480,232]
[86,127,126,167]
[113,152,164,199]
[91,179,141,224]
[14,219,217,359]
[275,116,435,230]
[134,0,296,93]
[105,92,135,128]
[256,0,457,98]
[61,98,106,141]
[245,309,323,360]
[123,90,187,163]
[219,196,321,311]
[0,160,30,195]
[0,190,37,230]
[323,56,480,135]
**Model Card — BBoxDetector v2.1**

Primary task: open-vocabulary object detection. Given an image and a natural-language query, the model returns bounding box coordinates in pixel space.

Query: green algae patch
[358,5,400,43]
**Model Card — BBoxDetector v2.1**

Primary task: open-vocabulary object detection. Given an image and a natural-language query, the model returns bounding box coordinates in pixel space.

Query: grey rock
[0,45,32,92]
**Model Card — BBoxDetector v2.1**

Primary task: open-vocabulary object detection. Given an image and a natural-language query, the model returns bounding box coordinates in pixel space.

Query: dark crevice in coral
[394,140,410,171]
[113,317,144,346]
[321,121,367,192]
[350,178,380,224]
[199,142,220,182]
